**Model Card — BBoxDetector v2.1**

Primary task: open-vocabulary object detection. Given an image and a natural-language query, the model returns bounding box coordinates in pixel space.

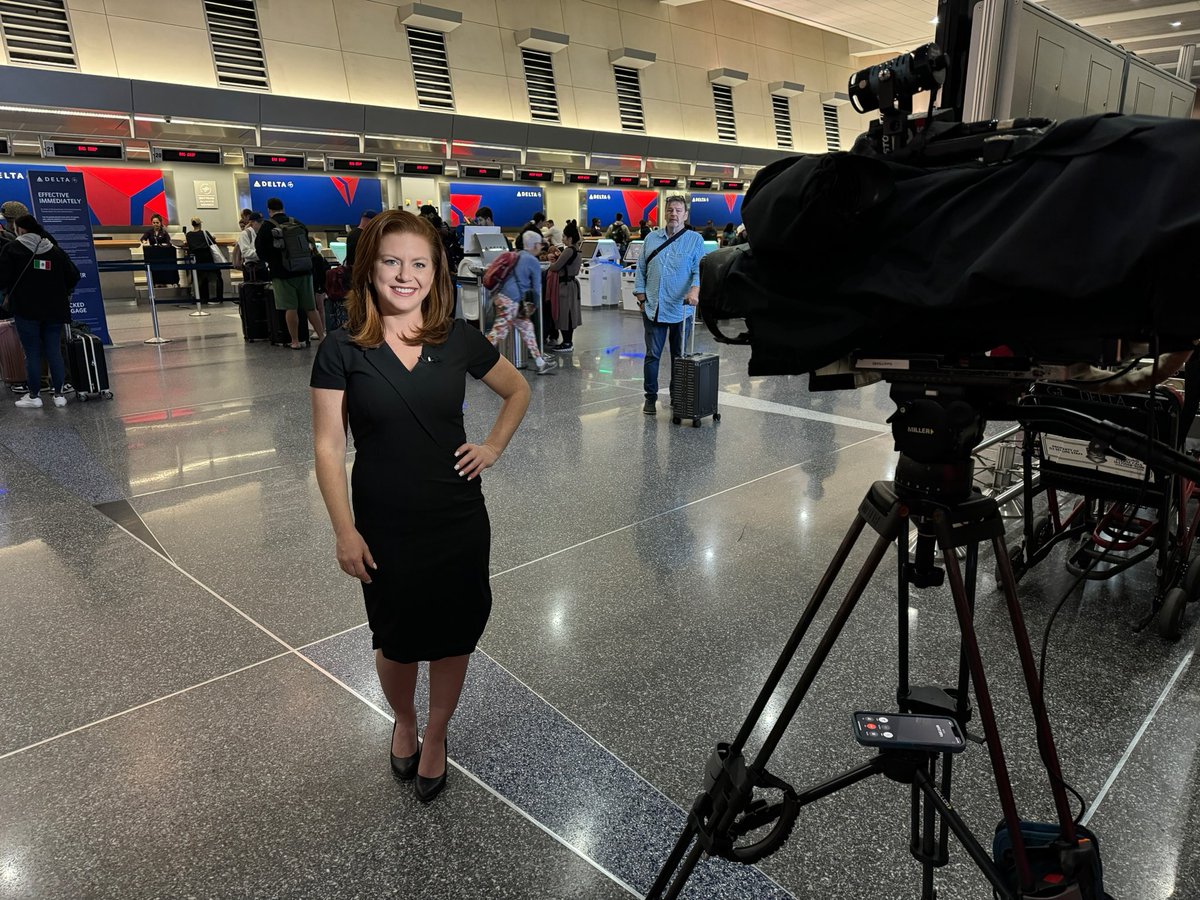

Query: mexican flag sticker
[33,259,51,270]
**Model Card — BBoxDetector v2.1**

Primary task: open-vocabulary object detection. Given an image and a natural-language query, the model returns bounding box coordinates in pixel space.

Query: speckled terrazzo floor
[0,301,1196,899]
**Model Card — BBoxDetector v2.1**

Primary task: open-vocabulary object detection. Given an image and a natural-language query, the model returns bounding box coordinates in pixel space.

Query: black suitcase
[270,306,309,347]
[671,314,720,427]
[65,325,111,401]
[238,281,272,341]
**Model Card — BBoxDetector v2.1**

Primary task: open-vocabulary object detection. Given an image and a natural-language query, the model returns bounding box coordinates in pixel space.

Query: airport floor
[1,300,1197,900]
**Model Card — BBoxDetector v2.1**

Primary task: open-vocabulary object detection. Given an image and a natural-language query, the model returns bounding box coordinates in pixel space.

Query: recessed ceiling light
[1170,21,1182,27]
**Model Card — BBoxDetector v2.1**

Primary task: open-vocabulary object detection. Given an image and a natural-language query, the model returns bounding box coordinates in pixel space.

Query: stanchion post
[143,264,171,344]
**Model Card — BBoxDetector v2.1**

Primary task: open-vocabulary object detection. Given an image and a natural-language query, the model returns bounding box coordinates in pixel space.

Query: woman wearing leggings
[486,231,554,375]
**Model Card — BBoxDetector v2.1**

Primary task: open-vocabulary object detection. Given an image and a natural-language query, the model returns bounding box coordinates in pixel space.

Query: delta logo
[252,179,294,189]
[591,193,613,200]
[0,171,25,180]
[34,175,74,183]
[516,190,540,198]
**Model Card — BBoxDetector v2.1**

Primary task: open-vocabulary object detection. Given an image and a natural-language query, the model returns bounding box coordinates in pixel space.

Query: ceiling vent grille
[203,0,269,89]
[0,0,77,69]
[521,48,559,123]
[822,103,841,151]
[407,26,454,111]
[771,94,794,150]
[712,83,736,143]
[613,65,645,133]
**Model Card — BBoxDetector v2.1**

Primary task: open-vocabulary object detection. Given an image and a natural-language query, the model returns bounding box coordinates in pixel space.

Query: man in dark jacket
[0,215,80,407]
[343,208,377,279]
[254,196,325,348]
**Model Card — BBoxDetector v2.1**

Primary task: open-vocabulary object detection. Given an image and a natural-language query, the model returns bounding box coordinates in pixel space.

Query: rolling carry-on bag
[238,281,273,342]
[270,306,309,347]
[64,324,111,401]
[0,319,28,391]
[671,309,721,427]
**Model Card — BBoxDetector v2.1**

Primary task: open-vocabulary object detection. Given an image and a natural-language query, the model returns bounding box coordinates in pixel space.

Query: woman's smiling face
[373,231,435,317]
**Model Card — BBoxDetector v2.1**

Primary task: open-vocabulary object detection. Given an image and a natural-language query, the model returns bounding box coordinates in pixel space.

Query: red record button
[866,723,877,730]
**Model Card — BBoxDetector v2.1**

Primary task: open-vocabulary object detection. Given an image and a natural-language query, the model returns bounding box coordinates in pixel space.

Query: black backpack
[272,218,312,273]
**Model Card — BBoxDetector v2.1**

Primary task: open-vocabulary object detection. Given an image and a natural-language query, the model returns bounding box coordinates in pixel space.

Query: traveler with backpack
[605,213,630,247]
[483,231,555,375]
[255,197,326,349]
[0,215,80,409]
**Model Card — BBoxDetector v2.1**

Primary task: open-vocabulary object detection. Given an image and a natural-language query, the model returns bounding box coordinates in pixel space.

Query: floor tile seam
[102,389,310,422]
[472,649,793,899]
[489,430,891,580]
[294,649,644,900]
[111,521,303,655]
[111,511,176,565]
[1079,646,1194,826]
[129,453,358,500]
[0,650,293,763]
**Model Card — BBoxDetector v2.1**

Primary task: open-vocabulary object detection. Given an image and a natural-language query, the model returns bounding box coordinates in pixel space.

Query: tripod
[648,384,1102,900]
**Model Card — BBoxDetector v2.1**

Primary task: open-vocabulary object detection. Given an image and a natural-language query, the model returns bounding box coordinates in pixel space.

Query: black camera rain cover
[710,114,1200,375]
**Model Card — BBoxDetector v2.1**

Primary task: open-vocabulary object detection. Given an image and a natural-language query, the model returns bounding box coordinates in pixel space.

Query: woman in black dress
[311,210,530,803]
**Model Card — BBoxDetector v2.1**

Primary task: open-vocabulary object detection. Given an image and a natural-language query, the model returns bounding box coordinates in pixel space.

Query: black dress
[310,321,502,663]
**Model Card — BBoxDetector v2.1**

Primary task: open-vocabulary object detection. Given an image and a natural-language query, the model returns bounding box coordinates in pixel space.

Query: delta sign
[688,192,744,227]
[448,184,544,227]
[585,189,659,229]
[248,173,384,227]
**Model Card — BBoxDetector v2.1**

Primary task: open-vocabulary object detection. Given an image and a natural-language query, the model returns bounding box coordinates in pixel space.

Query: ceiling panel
[741,0,1198,81]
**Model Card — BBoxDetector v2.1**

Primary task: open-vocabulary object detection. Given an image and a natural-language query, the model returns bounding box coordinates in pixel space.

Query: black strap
[642,226,688,269]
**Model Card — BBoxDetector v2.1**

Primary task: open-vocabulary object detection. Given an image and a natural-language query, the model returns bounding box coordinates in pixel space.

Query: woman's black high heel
[390,722,420,781]
[414,738,448,803]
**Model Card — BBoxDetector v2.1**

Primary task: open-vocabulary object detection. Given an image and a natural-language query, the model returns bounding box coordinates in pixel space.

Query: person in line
[546,219,563,247]
[309,234,330,327]
[518,211,546,247]
[0,215,80,409]
[1,201,30,244]
[485,230,555,375]
[548,222,583,353]
[236,211,265,282]
[634,195,704,415]
[185,217,225,305]
[605,213,630,246]
[311,210,530,803]
[589,218,602,237]
[638,218,652,240]
[701,219,719,243]
[344,209,377,285]
[721,222,736,246]
[255,197,326,349]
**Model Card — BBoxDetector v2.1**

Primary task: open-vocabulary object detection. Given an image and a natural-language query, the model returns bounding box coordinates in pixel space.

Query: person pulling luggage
[0,215,80,409]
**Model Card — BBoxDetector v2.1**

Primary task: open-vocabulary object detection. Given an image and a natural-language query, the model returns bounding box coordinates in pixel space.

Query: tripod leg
[933,512,1035,892]
[993,534,1078,842]
[730,512,869,753]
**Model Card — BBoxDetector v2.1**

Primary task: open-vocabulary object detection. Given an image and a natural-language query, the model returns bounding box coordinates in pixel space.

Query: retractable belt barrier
[96,258,235,344]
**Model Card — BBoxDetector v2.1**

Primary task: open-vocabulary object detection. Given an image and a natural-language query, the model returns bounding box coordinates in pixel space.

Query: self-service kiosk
[456,227,506,323]
[580,238,621,308]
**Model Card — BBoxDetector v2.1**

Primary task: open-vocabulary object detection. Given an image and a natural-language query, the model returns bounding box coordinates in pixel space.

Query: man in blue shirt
[633,195,704,415]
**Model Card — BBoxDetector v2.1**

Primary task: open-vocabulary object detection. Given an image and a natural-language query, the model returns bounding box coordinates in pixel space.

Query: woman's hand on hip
[335,528,377,583]
[454,442,500,481]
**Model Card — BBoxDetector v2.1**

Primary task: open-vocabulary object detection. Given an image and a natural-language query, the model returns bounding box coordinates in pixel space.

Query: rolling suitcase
[670,310,721,427]
[0,319,28,392]
[238,281,272,342]
[270,306,309,347]
[64,324,111,401]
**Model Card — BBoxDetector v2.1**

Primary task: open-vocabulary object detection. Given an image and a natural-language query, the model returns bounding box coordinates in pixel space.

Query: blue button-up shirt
[634,227,704,324]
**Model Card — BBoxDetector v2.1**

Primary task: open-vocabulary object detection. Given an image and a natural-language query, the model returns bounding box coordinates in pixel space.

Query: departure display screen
[568,172,599,184]
[158,147,222,164]
[517,169,554,182]
[462,165,501,179]
[721,180,744,190]
[611,175,640,186]
[248,152,306,169]
[45,141,123,160]
[650,177,678,188]
[687,178,715,189]
[403,161,445,175]
[329,157,379,172]
[0,139,9,155]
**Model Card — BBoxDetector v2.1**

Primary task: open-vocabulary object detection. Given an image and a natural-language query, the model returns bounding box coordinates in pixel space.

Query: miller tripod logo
[908,426,935,434]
